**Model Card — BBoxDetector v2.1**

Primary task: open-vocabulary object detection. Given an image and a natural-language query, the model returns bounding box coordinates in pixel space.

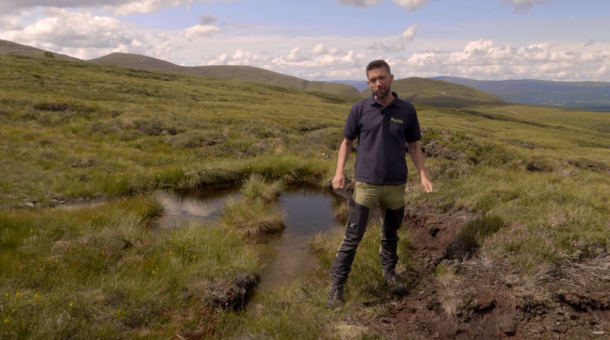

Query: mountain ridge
[435,76,610,112]
[89,52,362,97]
[361,77,506,108]
[0,39,82,62]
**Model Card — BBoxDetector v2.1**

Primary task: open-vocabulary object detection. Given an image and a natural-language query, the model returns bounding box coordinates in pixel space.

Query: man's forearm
[408,142,428,177]
[336,139,353,174]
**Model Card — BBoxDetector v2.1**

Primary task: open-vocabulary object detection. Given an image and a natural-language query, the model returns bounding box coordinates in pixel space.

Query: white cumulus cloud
[391,0,431,11]
[401,23,420,41]
[366,24,419,52]
[0,0,232,16]
[282,47,309,62]
[0,14,22,30]
[397,39,610,81]
[201,39,610,81]
[336,0,382,8]
[3,9,143,49]
[206,50,270,66]
[367,42,405,52]
[309,44,342,55]
[0,9,179,60]
[184,24,219,40]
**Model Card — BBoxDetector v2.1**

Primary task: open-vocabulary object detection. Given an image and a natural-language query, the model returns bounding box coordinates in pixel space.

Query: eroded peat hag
[363,206,610,340]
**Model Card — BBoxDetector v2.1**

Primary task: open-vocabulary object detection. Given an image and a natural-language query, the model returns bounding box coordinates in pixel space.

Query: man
[327,60,433,308]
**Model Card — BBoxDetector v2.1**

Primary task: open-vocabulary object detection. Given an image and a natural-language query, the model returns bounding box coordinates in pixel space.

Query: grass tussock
[332,200,349,224]
[220,198,286,237]
[241,174,284,202]
[0,196,260,340]
[459,214,505,250]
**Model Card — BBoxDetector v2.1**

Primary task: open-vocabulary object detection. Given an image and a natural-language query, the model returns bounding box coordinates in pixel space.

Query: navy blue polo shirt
[343,92,421,185]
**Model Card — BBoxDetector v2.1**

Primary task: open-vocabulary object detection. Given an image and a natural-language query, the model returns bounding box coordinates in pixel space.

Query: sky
[1,0,610,82]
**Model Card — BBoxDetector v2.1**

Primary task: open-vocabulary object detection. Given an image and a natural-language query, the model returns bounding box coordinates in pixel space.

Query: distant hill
[328,80,369,91]
[90,52,361,97]
[435,77,610,112]
[361,77,505,108]
[0,39,82,62]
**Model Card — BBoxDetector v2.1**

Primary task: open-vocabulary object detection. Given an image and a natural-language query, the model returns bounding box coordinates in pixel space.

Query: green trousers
[330,181,406,286]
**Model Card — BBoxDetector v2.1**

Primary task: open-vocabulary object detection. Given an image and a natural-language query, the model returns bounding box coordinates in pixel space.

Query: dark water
[155,185,343,291]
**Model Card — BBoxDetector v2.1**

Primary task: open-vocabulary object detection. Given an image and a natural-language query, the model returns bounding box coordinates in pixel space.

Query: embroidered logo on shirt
[391,118,404,124]
[349,222,357,229]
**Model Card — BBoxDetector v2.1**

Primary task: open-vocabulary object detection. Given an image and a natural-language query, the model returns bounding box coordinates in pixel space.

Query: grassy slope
[89,52,362,97]
[472,103,610,134]
[1,55,609,339]
[361,77,506,108]
[0,39,82,62]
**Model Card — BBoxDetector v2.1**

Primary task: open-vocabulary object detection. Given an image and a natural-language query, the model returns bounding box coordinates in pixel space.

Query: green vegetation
[473,104,610,134]
[220,198,285,236]
[89,52,362,97]
[0,54,342,208]
[457,214,505,251]
[1,54,609,338]
[362,77,505,107]
[0,197,260,339]
[241,174,284,202]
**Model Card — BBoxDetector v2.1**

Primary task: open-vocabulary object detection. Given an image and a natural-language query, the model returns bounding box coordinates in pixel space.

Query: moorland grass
[240,174,284,202]
[1,54,610,338]
[457,214,505,252]
[220,198,285,237]
[0,197,260,339]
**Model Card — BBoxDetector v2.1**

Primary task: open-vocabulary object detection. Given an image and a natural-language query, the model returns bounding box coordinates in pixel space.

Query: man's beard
[375,87,390,99]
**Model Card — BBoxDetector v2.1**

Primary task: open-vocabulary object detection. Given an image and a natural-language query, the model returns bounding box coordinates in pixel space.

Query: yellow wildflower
[69,301,74,307]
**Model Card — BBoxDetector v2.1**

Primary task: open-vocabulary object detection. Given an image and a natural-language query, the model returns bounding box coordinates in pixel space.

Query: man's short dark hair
[366,60,391,79]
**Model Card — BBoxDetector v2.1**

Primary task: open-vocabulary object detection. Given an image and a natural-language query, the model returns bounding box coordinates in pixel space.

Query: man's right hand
[332,173,345,190]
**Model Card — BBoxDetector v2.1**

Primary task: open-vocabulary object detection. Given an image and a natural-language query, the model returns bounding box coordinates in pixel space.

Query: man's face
[367,67,394,99]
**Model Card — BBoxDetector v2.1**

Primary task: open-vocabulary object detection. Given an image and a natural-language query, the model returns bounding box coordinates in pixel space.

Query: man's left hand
[421,177,433,193]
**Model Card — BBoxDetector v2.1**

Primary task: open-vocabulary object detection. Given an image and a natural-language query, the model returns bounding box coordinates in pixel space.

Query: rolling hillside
[1,54,609,340]
[90,52,362,97]
[436,76,610,112]
[0,39,82,62]
[361,77,505,108]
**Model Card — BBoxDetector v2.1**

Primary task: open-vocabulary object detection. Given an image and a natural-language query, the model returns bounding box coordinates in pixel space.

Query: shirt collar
[370,91,400,108]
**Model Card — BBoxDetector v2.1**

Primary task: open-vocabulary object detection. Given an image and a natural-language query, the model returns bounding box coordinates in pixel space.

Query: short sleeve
[404,107,422,143]
[343,104,360,140]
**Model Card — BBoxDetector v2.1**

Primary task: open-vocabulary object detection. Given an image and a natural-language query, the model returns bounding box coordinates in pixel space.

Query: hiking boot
[326,283,344,308]
[383,270,407,296]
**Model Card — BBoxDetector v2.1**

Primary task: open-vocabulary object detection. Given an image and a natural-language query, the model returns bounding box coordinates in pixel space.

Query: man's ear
[390,74,394,83]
